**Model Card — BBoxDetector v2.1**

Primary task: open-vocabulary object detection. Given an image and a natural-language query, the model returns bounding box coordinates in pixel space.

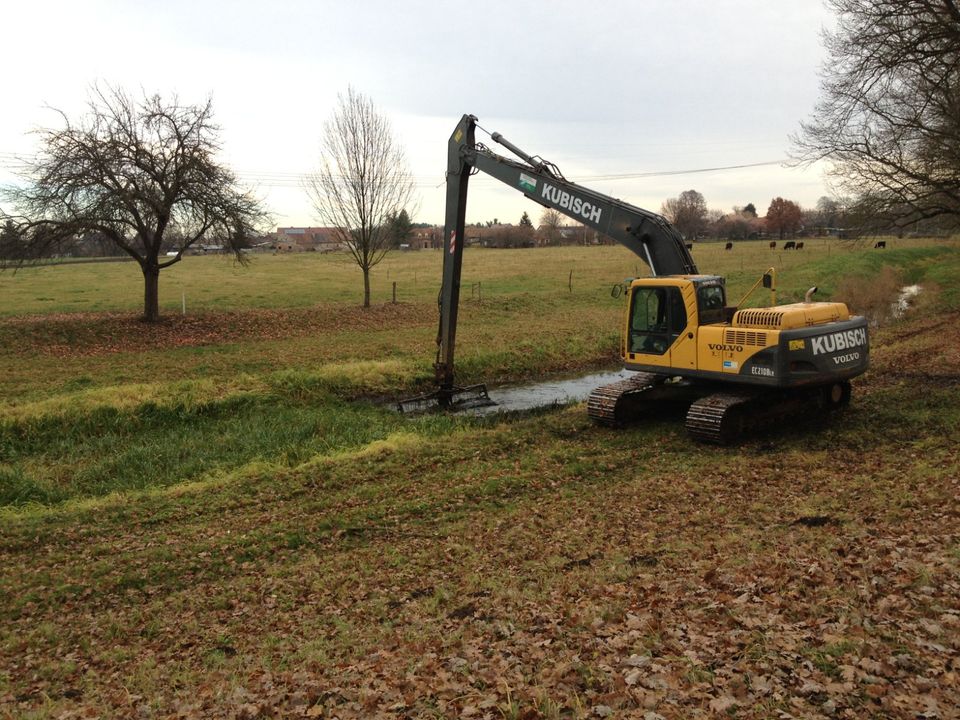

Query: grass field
[1,239,959,718]
[1,236,955,317]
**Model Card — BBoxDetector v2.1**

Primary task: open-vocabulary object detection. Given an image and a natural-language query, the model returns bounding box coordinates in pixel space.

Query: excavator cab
[624,276,727,374]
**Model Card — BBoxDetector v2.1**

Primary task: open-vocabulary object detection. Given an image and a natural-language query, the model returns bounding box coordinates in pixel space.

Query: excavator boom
[435,114,697,396]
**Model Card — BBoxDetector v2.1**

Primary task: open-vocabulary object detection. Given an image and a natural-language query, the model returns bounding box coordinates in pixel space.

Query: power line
[0,151,788,187]
[577,159,787,181]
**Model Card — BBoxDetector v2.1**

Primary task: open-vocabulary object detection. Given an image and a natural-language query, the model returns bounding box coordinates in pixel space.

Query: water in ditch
[892,285,922,319]
[466,368,636,416]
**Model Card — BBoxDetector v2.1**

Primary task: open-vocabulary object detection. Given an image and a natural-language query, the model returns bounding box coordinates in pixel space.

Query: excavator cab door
[626,284,692,369]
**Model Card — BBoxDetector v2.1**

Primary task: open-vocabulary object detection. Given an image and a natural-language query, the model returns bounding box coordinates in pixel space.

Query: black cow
[769,241,776,249]
[874,241,886,249]
[685,243,693,250]
[725,242,733,250]
[796,241,805,250]
[783,241,796,250]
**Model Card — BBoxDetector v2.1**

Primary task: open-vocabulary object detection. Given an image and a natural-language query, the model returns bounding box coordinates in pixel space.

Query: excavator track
[587,372,662,427]
[685,381,853,444]
[684,391,759,444]
[589,376,853,443]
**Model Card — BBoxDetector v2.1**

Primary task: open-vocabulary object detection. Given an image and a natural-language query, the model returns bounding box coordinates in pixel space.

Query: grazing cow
[874,240,886,249]
[796,241,805,250]
[725,242,733,250]
[769,241,777,249]
[685,242,693,250]
[783,241,796,250]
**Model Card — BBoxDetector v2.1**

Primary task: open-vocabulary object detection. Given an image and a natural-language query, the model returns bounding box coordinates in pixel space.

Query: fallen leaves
[0,303,432,358]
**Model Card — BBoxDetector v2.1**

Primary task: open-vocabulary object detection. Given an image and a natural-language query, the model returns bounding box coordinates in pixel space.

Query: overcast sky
[0,0,836,229]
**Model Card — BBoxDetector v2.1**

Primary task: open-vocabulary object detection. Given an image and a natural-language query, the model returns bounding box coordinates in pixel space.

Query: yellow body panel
[671,281,698,369]
[697,325,781,374]
[732,302,850,330]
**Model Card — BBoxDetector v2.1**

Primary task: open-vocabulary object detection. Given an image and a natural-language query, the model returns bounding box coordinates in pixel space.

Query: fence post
[569,269,573,292]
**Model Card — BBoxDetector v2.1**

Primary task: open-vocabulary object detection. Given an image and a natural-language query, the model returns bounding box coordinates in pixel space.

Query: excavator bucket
[396,383,493,414]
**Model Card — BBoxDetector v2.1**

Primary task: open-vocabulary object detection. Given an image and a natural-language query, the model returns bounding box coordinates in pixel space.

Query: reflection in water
[469,369,636,416]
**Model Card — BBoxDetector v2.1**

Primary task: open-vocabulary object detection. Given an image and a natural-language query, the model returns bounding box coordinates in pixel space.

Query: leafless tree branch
[0,85,271,321]
[305,87,417,307]
[791,0,960,232]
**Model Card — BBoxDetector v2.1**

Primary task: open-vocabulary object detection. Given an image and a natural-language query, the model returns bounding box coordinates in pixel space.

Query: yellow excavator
[403,115,869,443]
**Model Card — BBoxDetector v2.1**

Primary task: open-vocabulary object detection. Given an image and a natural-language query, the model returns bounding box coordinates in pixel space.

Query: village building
[274,227,346,252]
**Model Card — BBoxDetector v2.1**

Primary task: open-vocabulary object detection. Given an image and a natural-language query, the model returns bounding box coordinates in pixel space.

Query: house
[186,243,226,255]
[410,227,440,250]
[275,227,346,252]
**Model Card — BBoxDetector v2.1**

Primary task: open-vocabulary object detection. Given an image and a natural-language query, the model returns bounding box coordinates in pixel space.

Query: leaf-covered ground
[1,301,958,718]
[0,304,430,357]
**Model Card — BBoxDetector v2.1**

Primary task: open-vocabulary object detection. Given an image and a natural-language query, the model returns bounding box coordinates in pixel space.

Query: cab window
[697,285,725,324]
[629,286,686,355]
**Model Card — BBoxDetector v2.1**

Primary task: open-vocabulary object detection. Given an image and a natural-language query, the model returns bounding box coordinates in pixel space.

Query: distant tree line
[658,190,958,242]
[469,187,948,247]
[444,184,959,249]
[0,221,229,260]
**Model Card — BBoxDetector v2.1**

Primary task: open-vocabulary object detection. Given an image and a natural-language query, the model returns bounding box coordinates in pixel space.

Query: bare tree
[661,189,708,240]
[714,206,764,240]
[0,86,269,322]
[792,0,960,231]
[307,87,417,307]
[484,223,534,248]
[538,208,563,245]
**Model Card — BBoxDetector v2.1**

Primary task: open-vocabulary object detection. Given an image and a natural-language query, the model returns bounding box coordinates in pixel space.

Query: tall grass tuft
[834,265,904,326]
[268,360,412,399]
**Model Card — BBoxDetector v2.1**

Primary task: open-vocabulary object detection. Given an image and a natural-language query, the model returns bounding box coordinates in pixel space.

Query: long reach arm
[435,114,698,399]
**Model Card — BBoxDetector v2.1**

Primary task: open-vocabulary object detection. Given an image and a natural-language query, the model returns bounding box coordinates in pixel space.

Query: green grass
[0,380,488,507]
[2,236,956,317]
[784,244,960,306]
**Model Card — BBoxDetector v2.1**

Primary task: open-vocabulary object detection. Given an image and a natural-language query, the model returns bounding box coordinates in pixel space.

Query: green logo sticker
[519,173,537,193]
